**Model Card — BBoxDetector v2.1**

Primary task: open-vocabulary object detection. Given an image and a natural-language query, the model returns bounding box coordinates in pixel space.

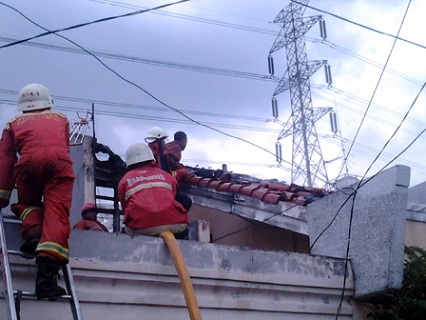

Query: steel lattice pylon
[269,0,329,188]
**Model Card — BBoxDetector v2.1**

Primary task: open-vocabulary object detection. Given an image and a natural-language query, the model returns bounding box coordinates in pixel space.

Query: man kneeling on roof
[118,143,191,239]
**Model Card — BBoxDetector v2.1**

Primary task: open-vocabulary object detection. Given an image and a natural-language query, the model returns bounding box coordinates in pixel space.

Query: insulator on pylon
[329,111,338,133]
[319,19,327,39]
[275,142,282,163]
[268,55,275,75]
[324,64,332,85]
[271,97,278,118]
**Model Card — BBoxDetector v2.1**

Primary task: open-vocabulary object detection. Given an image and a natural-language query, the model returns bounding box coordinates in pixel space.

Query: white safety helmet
[17,83,54,112]
[144,126,169,143]
[125,143,155,167]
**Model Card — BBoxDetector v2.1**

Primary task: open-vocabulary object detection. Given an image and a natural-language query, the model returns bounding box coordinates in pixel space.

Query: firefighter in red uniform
[163,130,188,181]
[0,83,75,300]
[145,128,193,219]
[73,203,108,232]
[144,126,169,171]
[118,143,190,238]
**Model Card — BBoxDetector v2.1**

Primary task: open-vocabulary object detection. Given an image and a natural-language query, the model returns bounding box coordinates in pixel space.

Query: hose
[160,231,202,320]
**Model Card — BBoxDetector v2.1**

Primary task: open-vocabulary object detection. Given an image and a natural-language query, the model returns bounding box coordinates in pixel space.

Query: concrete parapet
[307,165,410,298]
[1,229,356,320]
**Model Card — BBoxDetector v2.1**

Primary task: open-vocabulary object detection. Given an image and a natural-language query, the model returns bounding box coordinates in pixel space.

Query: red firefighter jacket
[73,219,108,232]
[163,140,188,182]
[163,140,183,170]
[0,109,75,206]
[118,164,188,230]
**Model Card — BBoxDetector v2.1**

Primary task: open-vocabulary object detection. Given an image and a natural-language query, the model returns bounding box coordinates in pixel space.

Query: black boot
[35,257,67,301]
[20,236,40,254]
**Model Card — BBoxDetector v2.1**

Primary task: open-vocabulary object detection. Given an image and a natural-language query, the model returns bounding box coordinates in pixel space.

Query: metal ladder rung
[7,250,35,259]
[4,218,21,224]
[0,209,83,320]
[13,290,73,301]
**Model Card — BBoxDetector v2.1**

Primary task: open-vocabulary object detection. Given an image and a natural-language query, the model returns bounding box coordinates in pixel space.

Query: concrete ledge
[1,229,355,320]
[407,203,426,222]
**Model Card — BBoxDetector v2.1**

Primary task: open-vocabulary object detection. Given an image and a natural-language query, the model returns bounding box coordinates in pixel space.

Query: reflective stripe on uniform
[0,189,11,199]
[124,181,172,201]
[20,206,43,221]
[36,241,69,260]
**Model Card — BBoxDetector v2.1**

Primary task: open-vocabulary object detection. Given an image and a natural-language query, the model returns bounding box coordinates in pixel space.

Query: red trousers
[11,150,74,263]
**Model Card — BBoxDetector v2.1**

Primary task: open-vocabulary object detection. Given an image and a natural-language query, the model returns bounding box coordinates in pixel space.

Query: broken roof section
[180,166,331,238]
[183,166,330,206]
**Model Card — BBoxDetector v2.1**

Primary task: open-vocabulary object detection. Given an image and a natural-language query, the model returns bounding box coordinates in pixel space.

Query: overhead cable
[0,2,299,172]
[291,0,426,51]
[90,0,279,35]
[312,3,414,317]
[0,36,273,82]
[0,0,190,49]
[337,0,410,181]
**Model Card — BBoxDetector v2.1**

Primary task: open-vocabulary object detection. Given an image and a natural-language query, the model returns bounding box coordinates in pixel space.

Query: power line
[363,80,425,178]
[1,33,423,141]
[0,2,301,173]
[327,3,413,317]
[0,98,280,134]
[291,0,426,51]
[0,88,272,123]
[90,0,280,35]
[0,36,274,82]
[6,90,426,175]
[1,35,423,139]
[6,91,426,174]
[340,0,411,180]
[307,38,424,87]
[0,0,190,49]
[312,90,426,138]
[1,1,424,182]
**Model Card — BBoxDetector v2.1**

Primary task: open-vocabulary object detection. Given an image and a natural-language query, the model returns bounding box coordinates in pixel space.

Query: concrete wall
[1,228,357,320]
[408,181,426,204]
[189,205,310,253]
[69,137,95,227]
[406,182,426,250]
[405,220,426,249]
[307,165,410,298]
[406,203,426,250]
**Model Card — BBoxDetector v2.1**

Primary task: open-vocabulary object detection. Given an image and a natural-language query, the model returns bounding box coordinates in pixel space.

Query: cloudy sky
[0,0,425,188]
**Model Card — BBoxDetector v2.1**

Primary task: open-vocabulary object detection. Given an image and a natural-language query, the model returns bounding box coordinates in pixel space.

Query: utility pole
[269,0,331,188]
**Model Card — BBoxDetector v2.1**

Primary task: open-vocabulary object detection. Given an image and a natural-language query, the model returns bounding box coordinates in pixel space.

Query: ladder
[0,209,83,320]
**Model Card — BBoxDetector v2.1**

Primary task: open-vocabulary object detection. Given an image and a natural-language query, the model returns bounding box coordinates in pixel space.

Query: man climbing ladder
[0,84,75,301]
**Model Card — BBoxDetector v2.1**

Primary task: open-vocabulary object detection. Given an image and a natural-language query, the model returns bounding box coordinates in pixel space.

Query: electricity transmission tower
[268,0,331,188]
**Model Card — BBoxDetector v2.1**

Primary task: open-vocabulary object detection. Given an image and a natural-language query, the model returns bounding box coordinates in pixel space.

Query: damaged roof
[182,166,330,206]
[179,167,331,236]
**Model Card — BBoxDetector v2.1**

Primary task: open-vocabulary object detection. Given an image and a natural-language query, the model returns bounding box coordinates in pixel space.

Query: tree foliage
[367,246,426,320]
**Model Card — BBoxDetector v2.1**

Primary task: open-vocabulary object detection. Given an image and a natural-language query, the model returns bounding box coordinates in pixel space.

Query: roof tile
[239,184,261,196]
[182,167,329,207]
[216,182,234,192]
[262,192,281,204]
